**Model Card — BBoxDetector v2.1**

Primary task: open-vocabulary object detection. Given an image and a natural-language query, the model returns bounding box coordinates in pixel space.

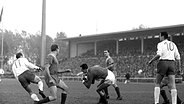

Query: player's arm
[106,58,115,70]
[57,69,71,74]
[106,63,114,69]
[148,43,161,65]
[148,55,160,65]
[83,74,93,89]
[24,58,41,70]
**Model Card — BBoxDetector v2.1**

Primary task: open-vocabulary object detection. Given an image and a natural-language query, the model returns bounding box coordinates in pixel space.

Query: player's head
[51,44,59,54]
[16,52,23,59]
[160,32,169,41]
[104,50,110,56]
[80,63,88,73]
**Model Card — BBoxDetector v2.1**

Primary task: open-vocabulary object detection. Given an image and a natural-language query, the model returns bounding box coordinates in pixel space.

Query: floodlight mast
[41,0,46,67]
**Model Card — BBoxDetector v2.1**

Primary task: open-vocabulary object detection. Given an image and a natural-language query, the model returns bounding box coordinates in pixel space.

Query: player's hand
[34,67,42,72]
[37,67,42,71]
[82,80,85,83]
[82,75,87,81]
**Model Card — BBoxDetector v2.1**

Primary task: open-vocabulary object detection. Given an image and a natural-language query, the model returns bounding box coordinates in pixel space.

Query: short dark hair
[104,50,110,53]
[16,52,23,59]
[80,63,88,70]
[51,44,59,52]
[160,32,169,39]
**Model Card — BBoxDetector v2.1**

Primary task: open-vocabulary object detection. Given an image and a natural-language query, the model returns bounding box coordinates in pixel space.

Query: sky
[0,0,184,39]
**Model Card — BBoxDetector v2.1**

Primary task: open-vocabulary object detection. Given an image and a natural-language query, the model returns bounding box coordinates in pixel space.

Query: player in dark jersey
[35,44,71,104]
[103,50,122,100]
[80,63,117,104]
[124,72,131,84]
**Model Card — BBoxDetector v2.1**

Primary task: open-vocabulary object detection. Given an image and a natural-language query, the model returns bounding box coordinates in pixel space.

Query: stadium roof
[61,24,184,41]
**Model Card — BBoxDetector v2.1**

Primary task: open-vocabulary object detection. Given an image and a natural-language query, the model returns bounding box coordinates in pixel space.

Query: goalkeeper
[79,63,117,104]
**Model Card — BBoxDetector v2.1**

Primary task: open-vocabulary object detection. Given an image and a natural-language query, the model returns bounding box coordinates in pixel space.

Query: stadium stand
[59,34,184,80]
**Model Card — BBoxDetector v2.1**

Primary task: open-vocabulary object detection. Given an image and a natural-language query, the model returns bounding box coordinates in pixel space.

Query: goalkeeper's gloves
[36,67,42,71]
[82,75,87,80]
[82,80,85,83]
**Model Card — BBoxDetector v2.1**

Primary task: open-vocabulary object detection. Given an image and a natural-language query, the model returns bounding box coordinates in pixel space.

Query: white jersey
[157,40,180,61]
[12,57,39,79]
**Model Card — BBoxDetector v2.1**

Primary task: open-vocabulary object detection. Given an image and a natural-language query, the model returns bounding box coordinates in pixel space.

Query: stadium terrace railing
[58,76,183,83]
[2,74,182,83]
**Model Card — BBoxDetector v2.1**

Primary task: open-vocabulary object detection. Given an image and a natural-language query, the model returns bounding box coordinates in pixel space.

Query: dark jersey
[83,66,108,89]
[106,57,114,71]
[44,53,58,75]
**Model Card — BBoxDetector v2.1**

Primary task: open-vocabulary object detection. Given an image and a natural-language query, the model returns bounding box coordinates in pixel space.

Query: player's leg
[25,70,46,98]
[167,61,178,104]
[168,90,182,104]
[18,74,40,102]
[97,81,110,104]
[35,86,57,104]
[155,61,168,104]
[124,79,127,84]
[160,89,170,104]
[32,75,46,98]
[112,81,122,100]
[176,94,182,104]
[18,71,40,102]
[57,79,69,104]
[154,74,164,104]
[160,79,170,104]
[104,87,109,99]
[36,76,58,104]
[24,85,40,102]
[168,75,177,104]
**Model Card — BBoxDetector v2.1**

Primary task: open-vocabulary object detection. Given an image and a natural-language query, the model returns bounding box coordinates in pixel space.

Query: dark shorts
[45,74,59,88]
[18,70,36,88]
[157,60,175,76]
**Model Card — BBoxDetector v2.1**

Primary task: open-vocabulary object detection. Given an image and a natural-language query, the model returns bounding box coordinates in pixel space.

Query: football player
[35,44,71,104]
[12,52,46,103]
[103,50,122,100]
[80,63,118,104]
[148,32,181,104]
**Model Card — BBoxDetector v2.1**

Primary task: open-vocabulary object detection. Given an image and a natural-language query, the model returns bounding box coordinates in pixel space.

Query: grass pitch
[0,78,184,104]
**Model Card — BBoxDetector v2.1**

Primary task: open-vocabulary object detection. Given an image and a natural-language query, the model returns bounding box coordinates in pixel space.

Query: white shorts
[105,70,116,85]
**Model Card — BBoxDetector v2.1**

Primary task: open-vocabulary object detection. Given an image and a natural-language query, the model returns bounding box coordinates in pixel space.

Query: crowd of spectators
[59,35,184,78]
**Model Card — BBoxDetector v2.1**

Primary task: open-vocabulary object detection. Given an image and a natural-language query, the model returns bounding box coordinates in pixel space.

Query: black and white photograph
[0,0,184,104]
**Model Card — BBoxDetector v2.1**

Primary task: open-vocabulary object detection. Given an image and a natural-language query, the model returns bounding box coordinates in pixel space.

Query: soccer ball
[0,69,5,75]
[138,69,143,74]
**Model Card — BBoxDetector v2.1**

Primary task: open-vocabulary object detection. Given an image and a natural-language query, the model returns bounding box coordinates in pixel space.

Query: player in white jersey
[12,52,46,103]
[148,32,181,104]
